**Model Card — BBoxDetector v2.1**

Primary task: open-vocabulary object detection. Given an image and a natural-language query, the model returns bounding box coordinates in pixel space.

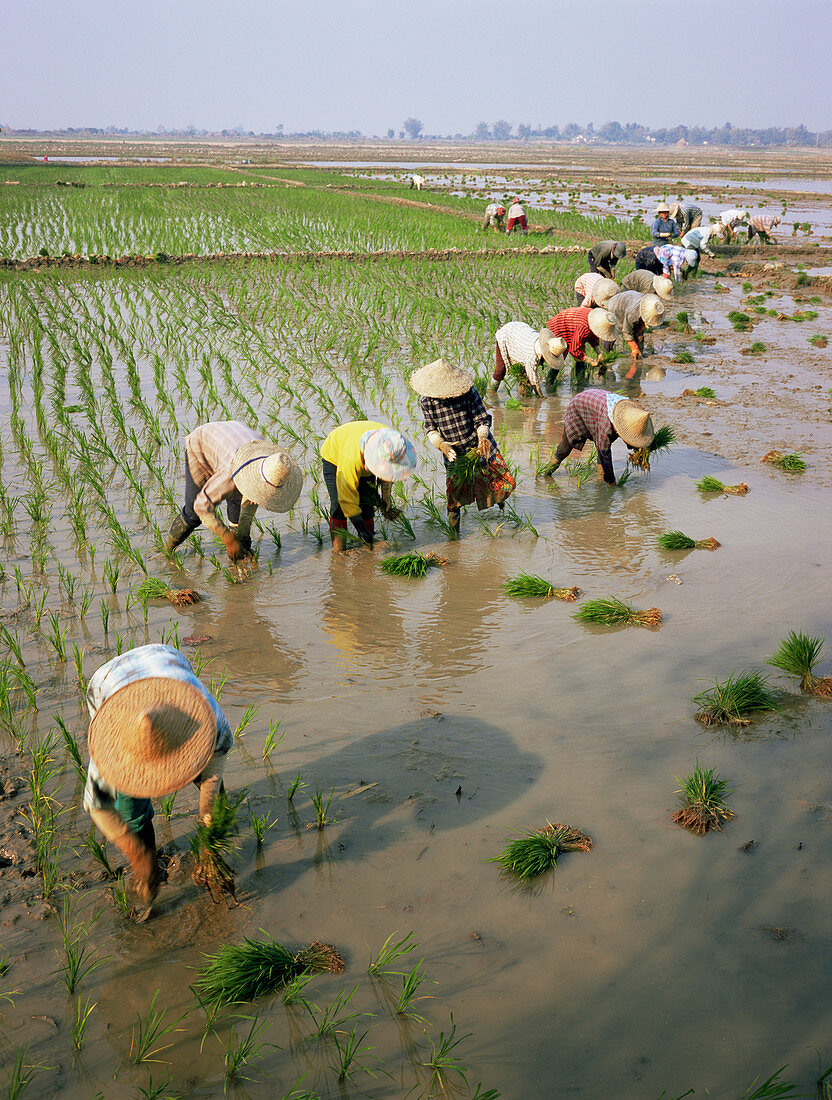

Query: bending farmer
[321,421,416,552]
[166,420,302,561]
[84,643,233,907]
[587,240,626,279]
[491,321,567,395]
[543,389,654,485]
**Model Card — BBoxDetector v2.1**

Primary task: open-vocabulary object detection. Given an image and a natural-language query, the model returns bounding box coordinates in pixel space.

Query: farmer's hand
[221,530,246,561]
[542,459,561,477]
[627,340,641,359]
[380,503,402,521]
[438,441,457,461]
[477,437,490,460]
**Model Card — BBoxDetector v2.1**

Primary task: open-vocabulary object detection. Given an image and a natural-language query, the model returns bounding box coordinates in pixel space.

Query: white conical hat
[409,359,473,399]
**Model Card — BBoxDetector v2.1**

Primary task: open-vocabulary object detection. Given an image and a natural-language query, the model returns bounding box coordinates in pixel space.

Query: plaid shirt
[670,203,702,233]
[495,322,545,389]
[83,644,232,813]
[547,308,598,361]
[749,215,778,234]
[574,271,604,306]
[420,387,493,455]
[185,420,261,522]
[655,245,687,281]
[561,389,618,480]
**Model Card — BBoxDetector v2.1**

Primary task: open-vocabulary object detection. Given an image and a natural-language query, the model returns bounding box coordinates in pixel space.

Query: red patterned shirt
[547,308,599,362]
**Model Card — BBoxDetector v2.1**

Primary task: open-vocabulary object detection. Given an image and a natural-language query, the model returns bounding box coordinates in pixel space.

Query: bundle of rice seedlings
[492,821,592,880]
[672,349,694,364]
[380,552,444,578]
[509,363,535,397]
[745,340,766,355]
[674,311,693,334]
[190,791,244,903]
[693,386,716,399]
[760,450,807,472]
[629,424,675,470]
[693,671,779,726]
[505,398,523,410]
[446,449,484,488]
[695,475,749,495]
[671,761,736,835]
[574,596,662,628]
[503,572,581,601]
[657,531,721,551]
[196,934,345,1005]
[727,310,751,332]
[768,630,832,696]
[134,576,200,607]
[809,333,828,348]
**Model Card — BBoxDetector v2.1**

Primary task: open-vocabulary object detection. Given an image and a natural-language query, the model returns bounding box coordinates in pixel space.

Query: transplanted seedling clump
[492,821,592,880]
[693,670,780,726]
[768,630,832,696]
[672,761,736,834]
[380,551,444,578]
[574,596,663,628]
[503,572,581,601]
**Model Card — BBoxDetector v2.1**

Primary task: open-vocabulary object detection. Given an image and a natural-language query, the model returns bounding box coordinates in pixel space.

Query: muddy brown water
[2,272,832,1096]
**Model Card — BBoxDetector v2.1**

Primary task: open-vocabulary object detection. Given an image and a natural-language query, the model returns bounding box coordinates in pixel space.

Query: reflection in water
[319,552,406,673]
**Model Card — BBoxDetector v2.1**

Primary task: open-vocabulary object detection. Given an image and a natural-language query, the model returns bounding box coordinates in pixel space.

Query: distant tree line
[4,119,830,147]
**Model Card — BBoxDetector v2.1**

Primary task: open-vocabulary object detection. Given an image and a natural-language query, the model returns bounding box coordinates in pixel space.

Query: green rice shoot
[196,933,345,1004]
[768,630,832,696]
[503,572,580,601]
[492,821,592,880]
[380,552,444,578]
[573,596,662,628]
[693,670,780,726]
[695,475,749,495]
[657,531,720,551]
[672,761,736,834]
[761,451,807,472]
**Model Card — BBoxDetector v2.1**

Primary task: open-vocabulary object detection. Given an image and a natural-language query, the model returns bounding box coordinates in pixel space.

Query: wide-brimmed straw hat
[612,242,626,260]
[409,358,473,399]
[232,441,303,513]
[592,278,619,306]
[587,308,618,341]
[652,275,674,299]
[363,428,416,482]
[646,366,666,381]
[639,293,665,327]
[537,329,568,370]
[88,678,216,798]
[656,202,670,215]
[684,249,699,266]
[611,400,655,449]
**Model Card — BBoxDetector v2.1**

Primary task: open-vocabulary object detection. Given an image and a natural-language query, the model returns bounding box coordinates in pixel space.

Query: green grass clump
[380,552,443,578]
[809,334,828,348]
[492,821,592,880]
[694,386,716,398]
[672,349,694,364]
[748,340,766,355]
[695,475,749,495]
[727,310,751,331]
[505,397,522,410]
[657,531,720,551]
[693,671,779,726]
[503,572,580,601]
[196,934,345,1004]
[761,451,807,472]
[768,630,832,696]
[574,596,662,628]
[672,761,736,834]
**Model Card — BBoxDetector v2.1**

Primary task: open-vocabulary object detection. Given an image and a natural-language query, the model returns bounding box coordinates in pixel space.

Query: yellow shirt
[320,421,385,518]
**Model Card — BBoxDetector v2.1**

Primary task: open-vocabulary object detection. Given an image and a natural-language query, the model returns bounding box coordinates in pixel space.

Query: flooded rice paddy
[0,158,831,1098]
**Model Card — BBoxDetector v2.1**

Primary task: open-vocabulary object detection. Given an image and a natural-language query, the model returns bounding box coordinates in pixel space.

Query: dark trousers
[587,250,613,279]
[322,459,376,538]
[181,454,241,528]
[635,249,662,275]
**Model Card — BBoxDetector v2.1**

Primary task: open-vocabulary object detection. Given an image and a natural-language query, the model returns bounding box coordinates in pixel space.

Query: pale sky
[3,0,830,135]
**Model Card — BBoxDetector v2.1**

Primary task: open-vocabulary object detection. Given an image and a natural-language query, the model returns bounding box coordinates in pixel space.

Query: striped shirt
[420,388,493,456]
[495,322,545,389]
[749,215,778,233]
[185,420,261,522]
[547,308,598,362]
[574,272,604,306]
[83,644,233,813]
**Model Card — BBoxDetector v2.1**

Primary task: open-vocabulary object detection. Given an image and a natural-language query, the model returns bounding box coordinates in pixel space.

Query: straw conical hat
[88,678,216,798]
[652,276,673,300]
[232,441,303,513]
[592,278,619,306]
[639,294,665,327]
[409,358,473,399]
[611,400,655,449]
[587,308,618,341]
[537,329,568,370]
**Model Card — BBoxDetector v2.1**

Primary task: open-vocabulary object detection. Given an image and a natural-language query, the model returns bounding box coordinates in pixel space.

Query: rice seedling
[129,988,187,1065]
[367,930,418,978]
[761,450,807,472]
[72,992,97,1050]
[395,959,431,1020]
[422,1013,471,1094]
[190,789,245,902]
[768,630,832,696]
[674,310,693,334]
[656,531,721,551]
[693,670,780,726]
[574,597,662,629]
[133,575,201,607]
[71,643,86,690]
[302,984,364,1040]
[739,1065,801,1099]
[234,702,259,736]
[629,424,675,470]
[671,761,736,834]
[54,896,108,994]
[809,333,828,348]
[196,934,345,1005]
[1,1047,45,1100]
[103,557,120,593]
[503,572,581,601]
[728,310,752,331]
[223,1015,274,1093]
[492,821,592,880]
[693,386,716,398]
[0,623,25,669]
[82,830,116,877]
[672,349,694,364]
[747,340,767,355]
[158,792,176,821]
[134,1072,175,1100]
[695,475,749,495]
[112,876,133,918]
[505,397,523,410]
[262,719,283,762]
[309,785,336,829]
[564,448,598,487]
[249,807,276,846]
[43,611,68,661]
[380,551,444,578]
[287,772,305,800]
